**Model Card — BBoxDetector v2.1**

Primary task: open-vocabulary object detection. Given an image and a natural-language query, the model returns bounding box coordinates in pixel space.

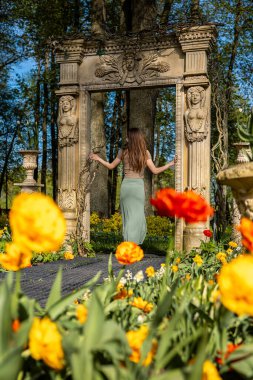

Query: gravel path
[0,253,165,306]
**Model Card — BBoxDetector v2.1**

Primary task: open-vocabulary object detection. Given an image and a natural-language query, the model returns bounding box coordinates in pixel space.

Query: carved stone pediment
[94,51,173,85]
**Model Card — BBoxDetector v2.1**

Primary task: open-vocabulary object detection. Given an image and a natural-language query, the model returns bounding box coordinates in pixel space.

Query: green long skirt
[120,178,147,245]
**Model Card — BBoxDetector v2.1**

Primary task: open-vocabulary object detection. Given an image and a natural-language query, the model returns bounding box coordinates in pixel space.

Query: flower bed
[0,191,253,380]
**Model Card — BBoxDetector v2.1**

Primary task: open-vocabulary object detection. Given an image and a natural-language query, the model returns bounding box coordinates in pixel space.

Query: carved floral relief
[57,95,79,148]
[58,189,76,210]
[184,86,208,142]
[95,51,173,85]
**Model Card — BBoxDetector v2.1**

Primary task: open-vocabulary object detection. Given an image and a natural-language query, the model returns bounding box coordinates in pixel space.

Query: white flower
[134,270,144,282]
[155,267,165,279]
[125,270,133,280]
[82,289,91,301]
[103,275,116,283]
[119,277,127,285]
[137,314,147,323]
[238,108,243,112]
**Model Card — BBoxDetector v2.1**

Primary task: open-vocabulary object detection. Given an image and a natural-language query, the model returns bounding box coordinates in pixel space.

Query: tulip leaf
[228,344,253,378]
[83,291,105,349]
[48,271,101,320]
[0,280,12,358]
[230,359,253,378]
[150,369,186,380]
[0,347,23,380]
[96,364,129,380]
[45,267,62,310]
[188,331,208,380]
[108,252,113,280]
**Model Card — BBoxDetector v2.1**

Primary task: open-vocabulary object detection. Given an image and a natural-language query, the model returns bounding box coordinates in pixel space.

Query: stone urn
[14,150,44,193]
[216,162,253,221]
[232,142,252,163]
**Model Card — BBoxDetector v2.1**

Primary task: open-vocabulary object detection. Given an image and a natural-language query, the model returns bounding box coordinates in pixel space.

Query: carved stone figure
[57,95,78,213]
[57,95,78,148]
[184,86,208,142]
[95,51,171,85]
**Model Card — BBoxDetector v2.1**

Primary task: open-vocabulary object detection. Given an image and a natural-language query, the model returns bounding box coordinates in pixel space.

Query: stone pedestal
[14,150,43,193]
[217,162,253,221]
[183,221,207,252]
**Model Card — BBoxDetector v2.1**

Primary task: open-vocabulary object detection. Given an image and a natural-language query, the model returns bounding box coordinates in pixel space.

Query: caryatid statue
[184,86,209,197]
[57,95,79,213]
[185,86,208,143]
[57,95,78,148]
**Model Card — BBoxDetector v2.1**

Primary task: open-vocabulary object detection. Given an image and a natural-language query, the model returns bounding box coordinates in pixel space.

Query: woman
[89,128,177,245]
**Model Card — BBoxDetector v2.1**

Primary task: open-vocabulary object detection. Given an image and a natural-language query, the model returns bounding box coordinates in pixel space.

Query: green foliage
[0,237,251,379]
[237,108,253,147]
[90,212,174,254]
[91,212,173,237]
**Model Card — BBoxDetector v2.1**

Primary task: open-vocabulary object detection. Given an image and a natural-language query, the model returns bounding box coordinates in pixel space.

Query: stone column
[174,82,185,251]
[78,90,91,242]
[178,25,217,252]
[55,40,85,238]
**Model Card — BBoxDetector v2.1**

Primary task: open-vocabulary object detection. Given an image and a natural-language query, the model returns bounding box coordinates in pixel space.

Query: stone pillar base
[183,222,207,252]
[63,210,77,238]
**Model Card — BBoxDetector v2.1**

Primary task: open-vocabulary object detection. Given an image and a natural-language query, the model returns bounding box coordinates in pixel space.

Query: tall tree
[89,0,110,216]
[120,0,160,214]
[208,0,252,238]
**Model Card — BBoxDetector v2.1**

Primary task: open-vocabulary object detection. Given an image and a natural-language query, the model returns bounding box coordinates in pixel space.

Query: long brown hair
[123,128,148,172]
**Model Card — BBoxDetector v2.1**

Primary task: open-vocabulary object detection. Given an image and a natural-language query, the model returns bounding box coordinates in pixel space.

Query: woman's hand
[89,152,100,161]
[169,155,178,167]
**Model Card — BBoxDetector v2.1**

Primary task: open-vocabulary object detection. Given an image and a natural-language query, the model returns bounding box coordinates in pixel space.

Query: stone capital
[178,25,217,53]
[55,86,80,96]
[55,39,85,64]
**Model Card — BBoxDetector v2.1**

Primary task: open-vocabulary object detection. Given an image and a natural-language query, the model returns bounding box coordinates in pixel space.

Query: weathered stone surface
[217,162,253,220]
[55,26,217,252]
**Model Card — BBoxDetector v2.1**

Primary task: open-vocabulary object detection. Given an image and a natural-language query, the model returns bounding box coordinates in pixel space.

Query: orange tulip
[237,217,253,252]
[150,188,214,224]
[115,242,144,265]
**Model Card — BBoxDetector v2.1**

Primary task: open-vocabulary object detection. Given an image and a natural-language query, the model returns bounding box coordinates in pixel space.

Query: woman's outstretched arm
[89,153,121,170]
[146,154,177,175]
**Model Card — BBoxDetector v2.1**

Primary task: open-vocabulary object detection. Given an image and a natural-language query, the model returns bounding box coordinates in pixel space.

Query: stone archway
[55,25,217,252]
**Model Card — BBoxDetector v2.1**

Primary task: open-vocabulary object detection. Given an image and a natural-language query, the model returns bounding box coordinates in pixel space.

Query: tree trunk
[153,96,161,194]
[123,0,158,214]
[90,0,106,35]
[0,125,18,197]
[73,0,81,32]
[41,51,49,193]
[111,92,121,214]
[129,88,158,214]
[89,0,109,217]
[108,93,119,215]
[50,50,58,200]
[34,59,41,181]
[211,2,243,240]
[90,92,108,217]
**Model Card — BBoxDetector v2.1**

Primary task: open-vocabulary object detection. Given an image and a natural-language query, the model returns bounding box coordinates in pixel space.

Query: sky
[9,58,35,87]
